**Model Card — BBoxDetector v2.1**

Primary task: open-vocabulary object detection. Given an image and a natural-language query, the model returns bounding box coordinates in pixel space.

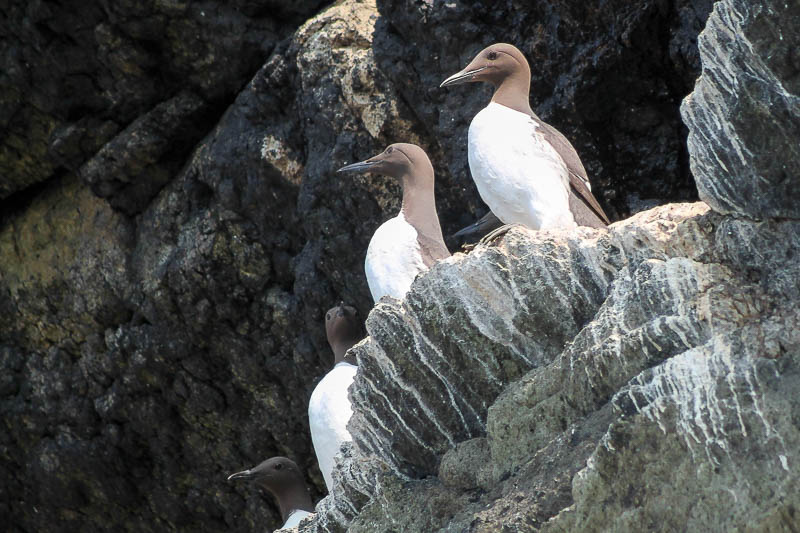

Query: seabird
[338,143,450,302]
[308,303,362,492]
[227,456,314,530]
[441,43,609,238]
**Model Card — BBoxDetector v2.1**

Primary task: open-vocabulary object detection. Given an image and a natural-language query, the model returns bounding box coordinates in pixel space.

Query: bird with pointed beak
[441,43,609,241]
[338,143,450,302]
[227,456,314,531]
[308,302,362,492]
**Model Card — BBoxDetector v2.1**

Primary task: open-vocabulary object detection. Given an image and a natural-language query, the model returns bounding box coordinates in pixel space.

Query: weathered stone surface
[438,438,492,491]
[348,223,612,480]
[301,202,798,532]
[681,0,800,219]
[79,91,210,215]
[545,319,800,532]
[1,1,402,531]
[3,0,453,530]
[291,0,799,530]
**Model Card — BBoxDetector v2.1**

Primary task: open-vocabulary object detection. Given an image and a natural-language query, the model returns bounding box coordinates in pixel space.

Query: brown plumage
[442,43,610,230]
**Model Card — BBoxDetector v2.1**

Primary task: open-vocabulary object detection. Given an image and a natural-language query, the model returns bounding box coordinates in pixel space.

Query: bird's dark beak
[337,159,379,174]
[227,469,254,481]
[440,66,488,87]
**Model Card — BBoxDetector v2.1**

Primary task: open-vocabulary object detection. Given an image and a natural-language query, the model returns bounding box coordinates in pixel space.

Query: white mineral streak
[428,290,502,392]
[405,312,481,432]
[305,199,797,533]
[681,1,799,219]
[453,252,534,366]
[360,344,439,455]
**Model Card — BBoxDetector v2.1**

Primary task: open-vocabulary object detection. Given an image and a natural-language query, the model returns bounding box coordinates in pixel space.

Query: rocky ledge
[305,200,798,532]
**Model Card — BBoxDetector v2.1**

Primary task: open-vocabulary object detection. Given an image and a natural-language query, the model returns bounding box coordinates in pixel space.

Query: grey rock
[305,201,799,532]
[438,438,492,491]
[347,223,612,480]
[545,318,800,532]
[681,0,800,219]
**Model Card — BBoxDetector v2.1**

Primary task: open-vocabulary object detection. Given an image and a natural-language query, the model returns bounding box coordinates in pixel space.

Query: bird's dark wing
[568,181,609,228]
[417,233,451,268]
[536,120,611,226]
[452,211,503,239]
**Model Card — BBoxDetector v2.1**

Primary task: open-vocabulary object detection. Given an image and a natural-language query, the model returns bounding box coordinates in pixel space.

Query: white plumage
[280,509,312,530]
[308,361,358,491]
[364,212,427,302]
[468,102,576,230]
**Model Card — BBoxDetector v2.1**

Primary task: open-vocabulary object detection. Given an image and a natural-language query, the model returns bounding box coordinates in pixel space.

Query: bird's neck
[401,175,444,243]
[332,340,357,366]
[272,485,314,523]
[491,72,534,116]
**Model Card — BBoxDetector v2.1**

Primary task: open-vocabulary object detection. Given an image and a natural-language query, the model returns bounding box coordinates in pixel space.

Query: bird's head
[440,43,530,89]
[337,143,433,187]
[227,456,304,496]
[325,303,362,365]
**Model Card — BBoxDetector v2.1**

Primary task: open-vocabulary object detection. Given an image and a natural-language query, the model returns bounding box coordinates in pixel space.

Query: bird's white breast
[365,213,427,302]
[281,509,313,529]
[468,102,575,230]
[308,362,357,491]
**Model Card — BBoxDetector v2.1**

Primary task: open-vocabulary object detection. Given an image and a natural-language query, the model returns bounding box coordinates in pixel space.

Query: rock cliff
[2,0,797,532]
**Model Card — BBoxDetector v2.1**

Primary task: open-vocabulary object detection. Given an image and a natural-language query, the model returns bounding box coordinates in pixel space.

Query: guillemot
[308,303,362,492]
[338,143,450,302]
[441,43,609,239]
[227,456,314,531]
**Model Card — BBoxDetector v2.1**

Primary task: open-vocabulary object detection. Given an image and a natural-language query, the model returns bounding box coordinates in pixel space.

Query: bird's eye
[487,51,498,60]
[326,313,331,320]
[386,147,394,154]
[275,463,283,470]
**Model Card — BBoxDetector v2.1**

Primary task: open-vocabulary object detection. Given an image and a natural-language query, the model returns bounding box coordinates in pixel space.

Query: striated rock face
[681,0,800,219]
[303,203,799,532]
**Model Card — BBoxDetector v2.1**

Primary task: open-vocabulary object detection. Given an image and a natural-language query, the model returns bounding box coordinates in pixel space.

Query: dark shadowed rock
[0,0,320,200]
[79,91,210,215]
[3,0,437,530]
